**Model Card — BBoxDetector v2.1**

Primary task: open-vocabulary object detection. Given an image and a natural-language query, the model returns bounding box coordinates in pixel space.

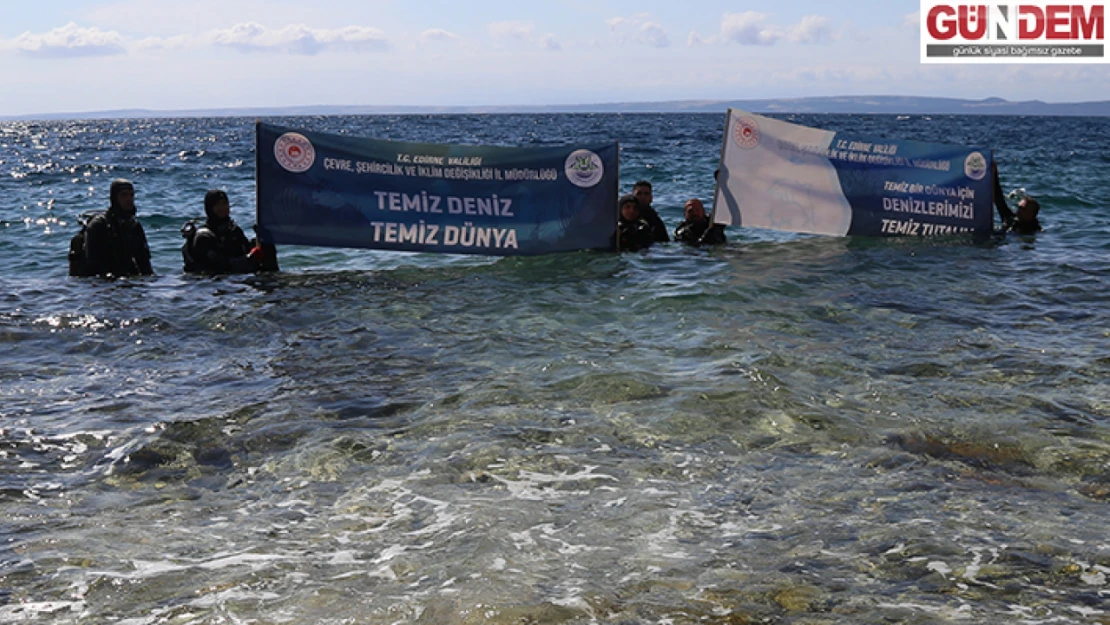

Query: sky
[0,0,1107,116]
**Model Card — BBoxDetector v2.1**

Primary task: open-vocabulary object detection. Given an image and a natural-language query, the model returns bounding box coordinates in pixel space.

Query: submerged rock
[889,431,1035,474]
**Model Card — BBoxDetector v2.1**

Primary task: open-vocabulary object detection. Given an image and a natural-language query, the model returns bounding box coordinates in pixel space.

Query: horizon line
[5,94,1110,121]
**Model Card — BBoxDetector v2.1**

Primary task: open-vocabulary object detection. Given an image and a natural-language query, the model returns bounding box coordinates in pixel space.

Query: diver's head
[1014,196,1041,233]
[632,180,653,208]
[204,189,231,226]
[619,194,640,222]
[684,198,707,222]
[109,179,135,217]
[1017,196,1040,220]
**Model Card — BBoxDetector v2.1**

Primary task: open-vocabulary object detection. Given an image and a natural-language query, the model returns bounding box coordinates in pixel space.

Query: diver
[182,189,276,274]
[992,162,1042,235]
[613,194,656,252]
[79,179,154,278]
[674,198,726,246]
[632,180,671,243]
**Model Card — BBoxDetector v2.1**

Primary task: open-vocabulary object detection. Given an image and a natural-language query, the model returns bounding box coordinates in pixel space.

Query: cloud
[209,22,388,55]
[639,22,670,48]
[488,21,535,40]
[7,22,127,58]
[1,20,392,57]
[487,21,559,50]
[607,15,670,48]
[687,32,712,47]
[420,28,460,43]
[540,34,562,51]
[720,12,838,46]
[720,12,782,45]
[80,0,368,38]
[789,16,834,44]
[133,34,194,52]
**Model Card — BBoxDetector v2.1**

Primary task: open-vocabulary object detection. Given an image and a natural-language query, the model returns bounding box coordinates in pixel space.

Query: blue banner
[256,123,618,255]
[713,110,994,237]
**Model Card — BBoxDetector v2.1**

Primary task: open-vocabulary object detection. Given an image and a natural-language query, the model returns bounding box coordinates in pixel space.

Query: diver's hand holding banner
[256,123,618,255]
[712,109,994,237]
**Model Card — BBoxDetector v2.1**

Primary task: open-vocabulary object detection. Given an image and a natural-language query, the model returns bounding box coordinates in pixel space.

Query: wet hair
[204,189,229,220]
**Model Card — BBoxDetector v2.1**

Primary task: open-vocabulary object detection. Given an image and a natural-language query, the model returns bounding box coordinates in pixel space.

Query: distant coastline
[4,95,1110,121]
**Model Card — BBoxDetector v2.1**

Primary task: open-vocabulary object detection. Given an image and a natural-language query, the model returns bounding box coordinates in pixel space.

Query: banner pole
[254,120,262,240]
[711,109,732,226]
[615,140,622,252]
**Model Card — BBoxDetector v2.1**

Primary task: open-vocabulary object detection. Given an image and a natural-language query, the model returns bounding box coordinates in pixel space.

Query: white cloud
[80,0,377,37]
[721,12,837,46]
[904,12,921,27]
[420,28,459,42]
[0,19,392,57]
[720,12,782,46]
[7,22,127,58]
[209,23,388,55]
[133,34,194,52]
[487,20,535,40]
[487,20,559,50]
[607,15,670,48]
[639,22,670,48]
[789,15,835,44]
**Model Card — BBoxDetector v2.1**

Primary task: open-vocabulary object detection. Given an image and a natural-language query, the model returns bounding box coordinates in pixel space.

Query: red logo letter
[1046,5,1071,39]
[928,5,959,39]
[1073,5,1105,39]
[1018,5,1045,38]
[959,5,988,39]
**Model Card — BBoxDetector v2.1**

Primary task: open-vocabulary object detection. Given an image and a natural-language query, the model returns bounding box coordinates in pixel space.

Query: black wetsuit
[639,205,670,243]
[993,169,1041,235]
[613,217,656,252]
[674,219,727,246]
[83,210,153,277]
[183,219,261,274]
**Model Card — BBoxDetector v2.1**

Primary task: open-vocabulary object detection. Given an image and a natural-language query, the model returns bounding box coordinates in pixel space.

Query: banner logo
[921,1,1107,62]
[275,132,316,173]
[733,116,761,149]
[964,152,988,180]
[564,149,604,188]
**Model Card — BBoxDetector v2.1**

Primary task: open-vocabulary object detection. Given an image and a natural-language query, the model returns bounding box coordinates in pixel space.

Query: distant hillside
[650,96,1110,116]
[692,96,1110,116]
[4,95,1110,120]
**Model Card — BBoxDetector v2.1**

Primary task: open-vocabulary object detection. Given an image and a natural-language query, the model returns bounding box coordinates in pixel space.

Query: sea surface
[2,112,1110,624]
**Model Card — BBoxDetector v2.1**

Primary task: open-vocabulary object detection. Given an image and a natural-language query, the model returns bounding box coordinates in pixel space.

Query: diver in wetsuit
[613,194,655,252]
[674,198,726,246]
[182,189,275,274]
[632,180,671,243]
[992,162,1042,235]
[82,179,154,277]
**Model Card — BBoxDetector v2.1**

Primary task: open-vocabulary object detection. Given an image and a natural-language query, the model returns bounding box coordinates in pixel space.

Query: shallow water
[1,113,1110,623]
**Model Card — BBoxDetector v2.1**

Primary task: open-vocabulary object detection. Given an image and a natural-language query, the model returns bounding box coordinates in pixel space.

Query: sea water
[1,113,1110,623]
